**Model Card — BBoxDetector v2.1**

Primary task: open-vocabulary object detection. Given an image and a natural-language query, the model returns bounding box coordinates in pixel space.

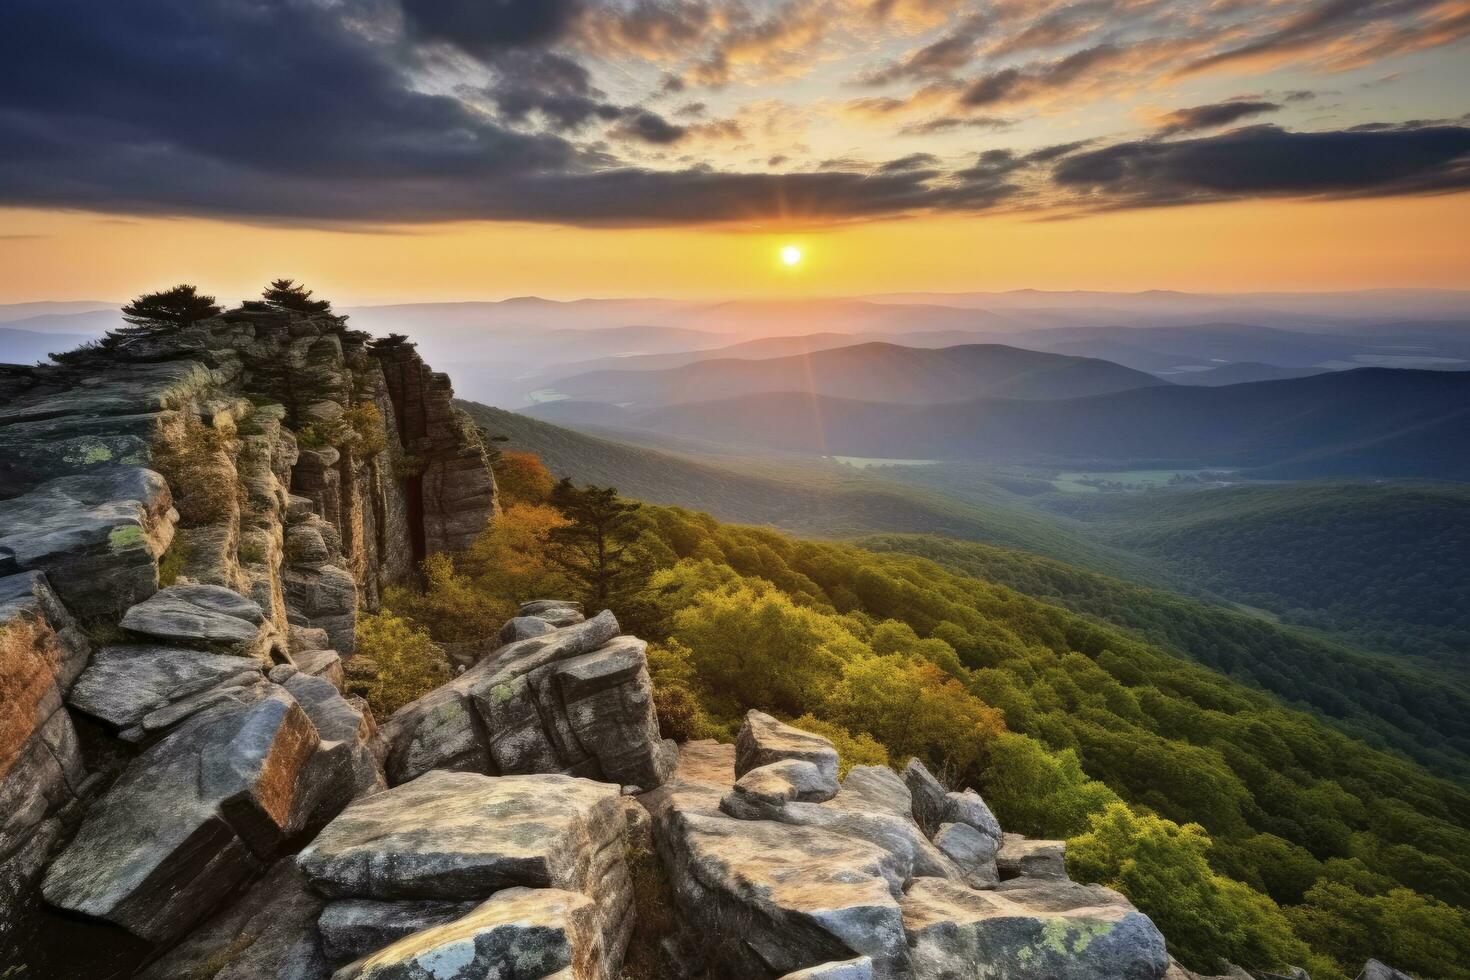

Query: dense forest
[371,449,1470,980]
[859,534,1470,782]
[1044,483,1470,667]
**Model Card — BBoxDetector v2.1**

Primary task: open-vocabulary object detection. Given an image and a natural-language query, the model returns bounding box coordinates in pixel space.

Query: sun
[780,244,803,267]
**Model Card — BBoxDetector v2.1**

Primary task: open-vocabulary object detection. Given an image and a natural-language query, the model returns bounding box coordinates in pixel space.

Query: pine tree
[262,278,332,314]
[545,479,651,611]
[119,284,221,332]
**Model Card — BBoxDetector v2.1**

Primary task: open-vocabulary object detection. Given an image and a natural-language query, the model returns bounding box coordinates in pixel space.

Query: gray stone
[780,958,876,980]
[136,860,329,980]
[903,759,949,838]
[520,599,582,616]
[378,612,625,785]
[297,771,630,965]
[726,759,837,809]
[902,876,1170,980]
[945,788,1003,842]
[835,766,913,821]
[0,570,91,691]
[296,648,346,689]
[42,686,321,942]
[932,822,1000,889]
[331,887,602,980]
[318,897,476,963]
[120,583,269,656]
[736,710,839,787]
[499,615,557,644]
[1359,962,1415,980]
[67,643,264,729]
[553,635,672,788]
[996,833,1068,880]
[284,563,358,655]
[644,741,910,979]
[0,466,177,620]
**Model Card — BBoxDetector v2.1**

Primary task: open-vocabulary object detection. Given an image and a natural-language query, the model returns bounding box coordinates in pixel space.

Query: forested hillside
[461,400,1156,579]
[859,533,1470,781]
[380,453,1470,980]
[1044,483,1470,667]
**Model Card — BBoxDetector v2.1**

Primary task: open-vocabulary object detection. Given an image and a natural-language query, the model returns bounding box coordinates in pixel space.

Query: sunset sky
[2,0,1468,303]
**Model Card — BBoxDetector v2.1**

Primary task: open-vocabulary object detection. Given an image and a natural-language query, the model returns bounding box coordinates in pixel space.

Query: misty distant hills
[1168,362,1331,385]
[529,368,1470,479]
[0,328,96,365]
[545,342,1166,409]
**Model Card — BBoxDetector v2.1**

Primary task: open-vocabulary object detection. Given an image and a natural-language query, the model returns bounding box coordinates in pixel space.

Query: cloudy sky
[1,0,1467,300]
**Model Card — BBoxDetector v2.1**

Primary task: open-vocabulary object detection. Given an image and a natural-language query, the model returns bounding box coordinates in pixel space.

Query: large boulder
[377,612,671,792]
[119,583,273,658]
[725,759,837,811]
[67,643,264,731]
[736,710,840,788]
[996,833,1068,881]
[644,741,911,979]
[901,877,1170,980]
[332,887,602,980]
[902,759,1001,847]
[834,766,913,821]
[297,771,632,970]
[1359,962,1415,980]
[42,685,321,942]
[0,467,177,620]
[932,822,999,889]
[136,860,328,980]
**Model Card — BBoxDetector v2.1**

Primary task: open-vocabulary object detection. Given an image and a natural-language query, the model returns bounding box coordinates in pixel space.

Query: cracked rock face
[902,877,1170,980]
[42,685,321,942]
[378,611,674,792]
[645,715,1170,980]
[332,887,602,980]
[297,770,632,976]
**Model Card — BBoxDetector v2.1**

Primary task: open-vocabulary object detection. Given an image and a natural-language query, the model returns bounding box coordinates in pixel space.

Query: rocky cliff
[0,310,1313,980]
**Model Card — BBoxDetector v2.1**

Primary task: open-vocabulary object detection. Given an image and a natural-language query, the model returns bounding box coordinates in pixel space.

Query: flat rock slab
[0,466,176,620]
[902,877,1169,980]
[500,615,557,644]
[319,897,476,963]
[332,886,601,980]
[780,958,876,980]
[121,583,268,654]
[297,771,624,902]
[647,749,911,980]
[729,759,836,808]
[67,643,264,729]
[736,710,839,786]
[43,686,320,942]
[997,833,1068,880]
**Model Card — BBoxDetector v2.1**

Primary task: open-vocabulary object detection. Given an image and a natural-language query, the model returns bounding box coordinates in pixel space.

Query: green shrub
[357,612,450,716]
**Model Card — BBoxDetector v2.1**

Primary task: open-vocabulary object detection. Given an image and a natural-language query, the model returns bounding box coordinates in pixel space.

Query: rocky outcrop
[643,714,1172,980]
[378,608,675,791]
[332,886,602,980]
[0,572,90,952]
[0,306,496,975]
[298,770,632,977]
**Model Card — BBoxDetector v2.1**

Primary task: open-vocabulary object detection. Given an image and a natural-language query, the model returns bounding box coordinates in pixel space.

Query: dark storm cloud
[1,0,1466,228]
[399,0,583,58]
[1053,124,1470,208]
[486,51,625,131]
[1155,100,1282,134]
[898,115,1012,136]
[612,110,689,144]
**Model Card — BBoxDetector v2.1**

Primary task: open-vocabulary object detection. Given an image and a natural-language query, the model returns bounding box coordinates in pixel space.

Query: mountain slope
[1169,362,1332,385]
[553,368,1470,479]
[548,341,1167,408]
[462,400,1157,579]
[859,533,1470,780]
[1042,483,1470,665]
